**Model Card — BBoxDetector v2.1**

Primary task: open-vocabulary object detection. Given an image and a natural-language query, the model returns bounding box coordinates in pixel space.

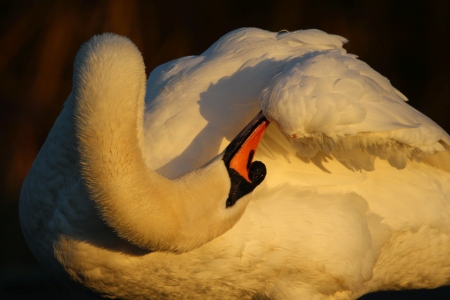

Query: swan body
[20,28,450,299]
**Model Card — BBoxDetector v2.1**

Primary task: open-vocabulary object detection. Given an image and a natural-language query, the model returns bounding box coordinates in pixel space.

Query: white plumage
[20,28,450,299]
[261,47,449,170]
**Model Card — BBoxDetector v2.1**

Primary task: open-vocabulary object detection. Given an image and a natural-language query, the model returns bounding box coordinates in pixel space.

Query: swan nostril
[247,150,255,172]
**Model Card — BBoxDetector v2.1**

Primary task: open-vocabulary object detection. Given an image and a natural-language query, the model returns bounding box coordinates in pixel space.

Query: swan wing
[261,49,450,170]
[143,28,347,178]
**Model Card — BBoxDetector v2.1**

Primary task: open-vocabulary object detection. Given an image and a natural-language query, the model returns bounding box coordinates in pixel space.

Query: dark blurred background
[1,0,449,299]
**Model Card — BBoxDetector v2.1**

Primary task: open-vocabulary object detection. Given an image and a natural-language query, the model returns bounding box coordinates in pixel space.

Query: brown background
[1,0,450,299]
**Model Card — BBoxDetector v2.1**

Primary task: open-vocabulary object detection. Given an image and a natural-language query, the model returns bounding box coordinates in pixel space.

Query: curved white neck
[72,34,249,253]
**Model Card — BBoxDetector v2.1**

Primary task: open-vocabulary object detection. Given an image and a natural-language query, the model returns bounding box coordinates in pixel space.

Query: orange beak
[228,116,269,182]
[223,111,269,180]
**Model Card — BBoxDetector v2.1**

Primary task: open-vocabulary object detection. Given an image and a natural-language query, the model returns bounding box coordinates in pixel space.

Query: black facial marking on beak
[225,161,266,207]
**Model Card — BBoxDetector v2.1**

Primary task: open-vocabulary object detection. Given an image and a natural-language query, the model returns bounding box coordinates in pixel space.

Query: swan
[19,28,450,299]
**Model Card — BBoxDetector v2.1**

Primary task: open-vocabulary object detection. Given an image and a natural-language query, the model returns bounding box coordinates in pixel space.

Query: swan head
[223,111,268,207]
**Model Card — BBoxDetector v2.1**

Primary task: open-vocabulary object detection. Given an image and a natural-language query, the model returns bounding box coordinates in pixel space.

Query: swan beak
[223,111,270,207]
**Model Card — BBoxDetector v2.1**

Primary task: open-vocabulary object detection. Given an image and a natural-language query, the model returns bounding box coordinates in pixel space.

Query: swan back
[143,27,450,174]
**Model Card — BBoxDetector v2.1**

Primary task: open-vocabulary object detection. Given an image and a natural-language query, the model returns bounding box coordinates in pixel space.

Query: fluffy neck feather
[72,34,249,253]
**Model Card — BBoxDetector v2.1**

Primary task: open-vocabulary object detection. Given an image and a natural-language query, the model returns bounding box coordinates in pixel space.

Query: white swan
[19,28,450,299]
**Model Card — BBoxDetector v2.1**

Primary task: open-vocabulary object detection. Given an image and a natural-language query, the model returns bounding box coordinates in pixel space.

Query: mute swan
[19,28,450,299]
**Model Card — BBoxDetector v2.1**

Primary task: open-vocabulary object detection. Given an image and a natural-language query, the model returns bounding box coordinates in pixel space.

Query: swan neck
[73,34,178,251]
[72,34,237,253]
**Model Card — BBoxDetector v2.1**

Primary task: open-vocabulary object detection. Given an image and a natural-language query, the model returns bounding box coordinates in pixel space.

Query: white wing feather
[261,49,450,170]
